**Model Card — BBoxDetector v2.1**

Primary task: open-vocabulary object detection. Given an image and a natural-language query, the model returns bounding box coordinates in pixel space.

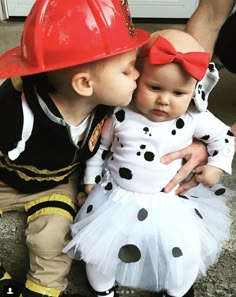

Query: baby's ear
[72,72,93,96]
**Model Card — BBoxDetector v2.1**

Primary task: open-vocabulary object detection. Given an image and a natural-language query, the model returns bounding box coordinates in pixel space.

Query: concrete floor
[0,18,236,297]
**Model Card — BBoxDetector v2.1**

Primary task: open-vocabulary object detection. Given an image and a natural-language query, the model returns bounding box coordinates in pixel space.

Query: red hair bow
[140,35,210,80]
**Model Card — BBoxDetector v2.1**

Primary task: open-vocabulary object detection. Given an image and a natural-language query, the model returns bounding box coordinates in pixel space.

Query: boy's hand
[194,165,224,187]
[161,141,208,194]
[77,191,88,207]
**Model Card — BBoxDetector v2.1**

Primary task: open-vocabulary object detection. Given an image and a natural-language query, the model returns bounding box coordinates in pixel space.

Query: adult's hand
[160,141,208,194]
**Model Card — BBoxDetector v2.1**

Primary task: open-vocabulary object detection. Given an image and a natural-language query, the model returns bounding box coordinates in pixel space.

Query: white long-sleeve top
[84,106,235,193]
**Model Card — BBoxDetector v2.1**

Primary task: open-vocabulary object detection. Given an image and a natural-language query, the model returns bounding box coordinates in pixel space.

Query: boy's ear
[72,72,93,96]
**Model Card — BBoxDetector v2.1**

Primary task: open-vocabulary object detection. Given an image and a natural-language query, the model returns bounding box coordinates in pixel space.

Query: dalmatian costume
[63,65,235,297]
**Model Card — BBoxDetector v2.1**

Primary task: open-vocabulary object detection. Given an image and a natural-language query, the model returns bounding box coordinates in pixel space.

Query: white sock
[86,263,116,297]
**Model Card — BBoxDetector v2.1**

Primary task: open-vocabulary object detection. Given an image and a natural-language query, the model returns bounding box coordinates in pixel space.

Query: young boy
[0,1,150,297]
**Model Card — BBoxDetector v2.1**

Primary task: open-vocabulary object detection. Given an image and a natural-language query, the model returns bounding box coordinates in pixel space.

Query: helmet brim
[0,28,150,79]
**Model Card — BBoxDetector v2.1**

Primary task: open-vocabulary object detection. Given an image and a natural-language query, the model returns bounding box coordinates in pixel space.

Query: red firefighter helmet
[0,0,150,78]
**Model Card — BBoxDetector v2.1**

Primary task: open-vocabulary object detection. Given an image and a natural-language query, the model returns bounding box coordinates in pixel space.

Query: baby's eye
[150,85,161,91]
[174,91,184,96]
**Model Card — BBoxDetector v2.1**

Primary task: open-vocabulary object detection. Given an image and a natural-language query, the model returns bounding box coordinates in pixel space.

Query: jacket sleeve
[84,114,114,184]
[0,78,24,153]
[193,110,235,175]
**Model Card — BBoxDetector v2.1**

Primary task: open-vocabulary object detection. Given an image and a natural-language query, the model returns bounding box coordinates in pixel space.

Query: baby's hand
[77,191,88,207]
[194,165,224,187]
[77,184,96,206]
[85,184,96,194]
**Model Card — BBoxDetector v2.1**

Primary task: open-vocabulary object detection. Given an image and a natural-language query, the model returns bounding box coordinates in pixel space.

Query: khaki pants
[0,174,78,292]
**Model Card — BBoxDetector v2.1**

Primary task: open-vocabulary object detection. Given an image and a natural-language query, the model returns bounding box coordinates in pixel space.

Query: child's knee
[26,214,71,257]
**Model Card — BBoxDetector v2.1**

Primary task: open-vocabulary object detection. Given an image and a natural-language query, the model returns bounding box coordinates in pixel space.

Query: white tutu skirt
[64,171,232,296]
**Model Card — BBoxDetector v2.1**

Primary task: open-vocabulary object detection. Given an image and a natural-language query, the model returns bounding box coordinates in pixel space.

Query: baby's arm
[193,110,235,187]
[81,115,114,203]
[194,164,224,187]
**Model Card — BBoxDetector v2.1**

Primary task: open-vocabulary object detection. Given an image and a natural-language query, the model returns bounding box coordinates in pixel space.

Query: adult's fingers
[175,177,199,195]
[160,148,187,165]
[163,159,198,193]
[161,141,207,165]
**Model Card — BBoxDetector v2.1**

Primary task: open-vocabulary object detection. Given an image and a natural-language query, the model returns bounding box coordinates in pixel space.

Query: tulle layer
[64,171,232,296]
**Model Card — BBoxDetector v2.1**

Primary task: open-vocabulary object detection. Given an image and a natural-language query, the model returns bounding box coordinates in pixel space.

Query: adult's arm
[185,0,236,56]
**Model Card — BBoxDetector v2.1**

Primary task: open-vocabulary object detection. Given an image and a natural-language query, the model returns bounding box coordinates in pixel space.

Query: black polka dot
[95,175,101,184]
[227,130,234,136]
[215,188,226,196]
[195,208,203,219]
[200,135,210,141]
[137,208,148,221]
[190,195,199,198]
[201,90,206,101]
[212,150,218,156]
[178,194,189,200]
[115,110,125,122]
[118,244,141,263]
[87,205,93,213]
[140,145,146,149]
[105,182,113,191]
[119,167,133,180]
[172,247,183,258]
[176,118,185,129]
[137,152,141,156]
[225,139,229,143]
[143,127,149,134]
[208,63,215,72]
[144,151,155,161]
[102,150,110,160]
[171,130,176,135]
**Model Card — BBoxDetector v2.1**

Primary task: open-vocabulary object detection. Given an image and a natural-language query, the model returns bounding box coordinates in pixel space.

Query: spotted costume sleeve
[84,115,115,184]
[192,110,235,175]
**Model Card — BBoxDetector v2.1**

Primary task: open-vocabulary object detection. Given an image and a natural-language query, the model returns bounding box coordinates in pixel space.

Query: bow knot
[140,35,210,80]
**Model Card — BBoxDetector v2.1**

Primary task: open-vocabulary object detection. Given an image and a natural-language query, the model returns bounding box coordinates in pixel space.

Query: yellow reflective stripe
[25,279,61,297]
[27,208,74,223]
[0,160,77,182]
[2,156,78,175]
[25,194,76,212]
[25,194,76,223]
[12,168,75,182]
[1,271,12,280]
